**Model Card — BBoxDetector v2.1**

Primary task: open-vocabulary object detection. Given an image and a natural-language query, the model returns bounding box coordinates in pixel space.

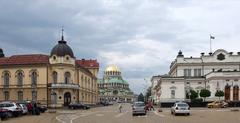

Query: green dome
[106,78,128,84]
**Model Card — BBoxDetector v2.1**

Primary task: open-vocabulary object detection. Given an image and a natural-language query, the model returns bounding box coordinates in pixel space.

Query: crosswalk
[56,110,166,123]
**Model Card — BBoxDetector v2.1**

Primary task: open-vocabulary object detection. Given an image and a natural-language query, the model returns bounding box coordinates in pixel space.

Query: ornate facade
[151,49,240,103]
[0,35,99,107]
[98,65,134,102]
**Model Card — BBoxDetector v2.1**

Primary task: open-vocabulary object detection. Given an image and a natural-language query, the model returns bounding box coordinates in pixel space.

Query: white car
[18,104,28,114]
[132,101,146,116]
[171,102,190,116]
[0,101,22,117]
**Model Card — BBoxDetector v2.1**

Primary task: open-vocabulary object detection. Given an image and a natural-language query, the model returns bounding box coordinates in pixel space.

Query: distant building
[0,35,99,107]
[98,65,134,102]
[151,49,240,103]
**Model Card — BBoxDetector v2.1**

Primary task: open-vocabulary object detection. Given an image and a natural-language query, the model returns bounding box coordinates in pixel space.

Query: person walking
[118,103,123,113]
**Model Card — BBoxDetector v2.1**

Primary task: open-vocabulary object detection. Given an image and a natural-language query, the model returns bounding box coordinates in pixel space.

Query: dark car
[68,103,90,110]
[0,108,9,120]
[36,103,47,113]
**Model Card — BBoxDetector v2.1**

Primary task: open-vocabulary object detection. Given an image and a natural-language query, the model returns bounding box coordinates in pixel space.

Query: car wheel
[174,113,177,116]
[132,114,135,116]
[187,113,190,116]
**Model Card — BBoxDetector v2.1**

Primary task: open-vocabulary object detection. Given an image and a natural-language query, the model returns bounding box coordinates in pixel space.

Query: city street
[2,103,240,123]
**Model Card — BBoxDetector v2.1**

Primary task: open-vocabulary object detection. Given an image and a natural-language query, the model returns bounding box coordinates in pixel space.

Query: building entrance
[64,92,71,106]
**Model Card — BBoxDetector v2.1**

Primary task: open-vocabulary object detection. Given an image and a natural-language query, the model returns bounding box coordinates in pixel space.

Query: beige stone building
[0,36,99,107]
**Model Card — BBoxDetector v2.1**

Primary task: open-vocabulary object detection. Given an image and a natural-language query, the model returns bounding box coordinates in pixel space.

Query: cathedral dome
[105,65,120,72]
[50,37,74,58]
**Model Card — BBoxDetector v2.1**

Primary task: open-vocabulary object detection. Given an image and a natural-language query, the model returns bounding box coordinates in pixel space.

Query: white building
[151,49,240,103]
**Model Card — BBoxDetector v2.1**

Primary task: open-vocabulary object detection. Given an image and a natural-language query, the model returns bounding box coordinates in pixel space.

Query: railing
[49,83,80,89]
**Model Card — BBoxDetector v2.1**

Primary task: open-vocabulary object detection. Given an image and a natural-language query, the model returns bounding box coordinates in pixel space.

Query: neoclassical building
[151,49,240,103]
[0,35,99,107]
[98,65,134,102]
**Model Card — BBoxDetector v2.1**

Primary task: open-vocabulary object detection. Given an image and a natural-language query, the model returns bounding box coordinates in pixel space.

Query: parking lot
[1,103,240,123]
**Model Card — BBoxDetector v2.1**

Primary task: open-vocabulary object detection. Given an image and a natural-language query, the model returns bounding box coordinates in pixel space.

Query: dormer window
[53,56,56,60]
[66,56,69,60]
[217,53,225,61]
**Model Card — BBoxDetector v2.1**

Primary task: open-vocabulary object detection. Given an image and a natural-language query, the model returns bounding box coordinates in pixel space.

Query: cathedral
[98,65,134,102]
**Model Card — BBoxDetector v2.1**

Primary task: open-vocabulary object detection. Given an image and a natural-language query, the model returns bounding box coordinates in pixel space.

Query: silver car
[171,102,190,116]
[132,101,146,116]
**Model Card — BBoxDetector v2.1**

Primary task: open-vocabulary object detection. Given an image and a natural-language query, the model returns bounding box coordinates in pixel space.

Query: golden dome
[105,65,120,72]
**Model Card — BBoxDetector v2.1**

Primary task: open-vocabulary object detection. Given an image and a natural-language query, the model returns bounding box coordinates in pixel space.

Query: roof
[50,40,74,58]
[0,54,49,66]
[76,59,99,68]
[106,77,128,84]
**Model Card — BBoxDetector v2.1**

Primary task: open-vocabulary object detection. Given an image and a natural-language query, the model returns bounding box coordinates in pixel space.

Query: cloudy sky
[1,0,240,94]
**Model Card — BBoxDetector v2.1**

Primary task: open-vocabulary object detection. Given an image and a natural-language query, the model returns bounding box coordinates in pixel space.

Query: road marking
[153,111,165,117]
[115,111,128,118]
[71,111,99,123]
[56,115,66,123]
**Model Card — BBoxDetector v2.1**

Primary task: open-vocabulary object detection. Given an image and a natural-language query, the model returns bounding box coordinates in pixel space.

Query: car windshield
[177,103,188,107]
[134,102,145,107]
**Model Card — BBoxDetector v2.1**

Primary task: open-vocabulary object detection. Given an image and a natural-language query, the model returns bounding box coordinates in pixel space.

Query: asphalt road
[2,103,240,123]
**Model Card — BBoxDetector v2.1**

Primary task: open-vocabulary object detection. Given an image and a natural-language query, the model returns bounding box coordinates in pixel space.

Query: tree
[200,89,211,101]
[215,90,224,100]
[186,90,198,100]
[138,93,145,102]
[145,87,152,102]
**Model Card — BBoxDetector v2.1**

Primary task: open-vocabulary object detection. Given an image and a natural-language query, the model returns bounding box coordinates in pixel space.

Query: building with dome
[0,34,99,107]
[98,65,134,102]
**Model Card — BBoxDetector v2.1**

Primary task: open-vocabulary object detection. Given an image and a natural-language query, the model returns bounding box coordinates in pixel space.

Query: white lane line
[115,111,128,118]
[71,111,99,123]
[56,115,66,123]
[153,111,165,117]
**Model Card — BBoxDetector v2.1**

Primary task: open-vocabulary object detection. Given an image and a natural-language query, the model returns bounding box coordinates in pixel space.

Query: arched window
[52,71,58,84]
[64,72,71,84]
[233,85,239,101]
[17,71,23,86]
[225,84,231,101]
[31,71,37,87]
[3,72,10,88]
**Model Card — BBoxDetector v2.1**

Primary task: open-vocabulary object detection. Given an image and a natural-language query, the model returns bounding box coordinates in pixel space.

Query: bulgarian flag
[210,35,215,39]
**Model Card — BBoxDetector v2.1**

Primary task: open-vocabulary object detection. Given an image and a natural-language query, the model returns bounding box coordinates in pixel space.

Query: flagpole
[210,34,212,53]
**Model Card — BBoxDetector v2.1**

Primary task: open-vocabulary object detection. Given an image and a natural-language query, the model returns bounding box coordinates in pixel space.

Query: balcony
[48,83,80,89]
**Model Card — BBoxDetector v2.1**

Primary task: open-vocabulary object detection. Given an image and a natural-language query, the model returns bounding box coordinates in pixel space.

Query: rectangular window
[194,69,201,77]
[184,69,191,77]
[18,91,23,101]
[4,91,9,101]
[171,90,175,99]
[32,91,37,101]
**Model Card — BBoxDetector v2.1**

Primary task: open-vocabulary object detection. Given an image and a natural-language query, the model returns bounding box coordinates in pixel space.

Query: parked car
[68,103,90,110]
[100,101,109,106]
[0,101,22,117]
[18,103,28,115]
[36,103,47,113]
[207,100,228,108]
[171,102,190,116]
[0,108,9,120]
[132,101,146,116]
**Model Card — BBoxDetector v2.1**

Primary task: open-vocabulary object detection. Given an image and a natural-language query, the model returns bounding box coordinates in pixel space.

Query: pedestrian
[118,103,122,113]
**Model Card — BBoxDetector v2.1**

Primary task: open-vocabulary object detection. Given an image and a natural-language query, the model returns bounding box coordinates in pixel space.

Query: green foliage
[186,90,198,100]
[138,93,145,102]
[215,90,224,98]
[145,87,151,101]
[200,89,211,101]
